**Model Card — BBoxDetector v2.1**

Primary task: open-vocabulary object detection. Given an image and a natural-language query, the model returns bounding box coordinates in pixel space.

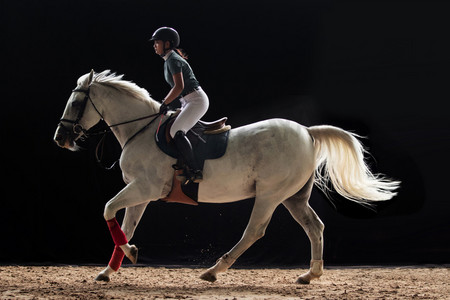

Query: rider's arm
[163,72,184,105]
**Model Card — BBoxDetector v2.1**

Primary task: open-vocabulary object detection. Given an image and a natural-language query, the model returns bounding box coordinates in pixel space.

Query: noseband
[58,87,102,142]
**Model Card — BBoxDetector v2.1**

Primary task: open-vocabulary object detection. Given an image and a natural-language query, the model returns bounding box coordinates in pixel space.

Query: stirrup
[192,170,203,183]
[172,164,183,171]
[178,169,203,185]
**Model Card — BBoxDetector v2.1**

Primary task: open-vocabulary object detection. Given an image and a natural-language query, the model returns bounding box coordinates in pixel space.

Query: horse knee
[104,201,117,221]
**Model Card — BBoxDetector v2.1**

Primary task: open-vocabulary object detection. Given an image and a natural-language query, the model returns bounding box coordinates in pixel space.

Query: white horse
[54,70,400,284]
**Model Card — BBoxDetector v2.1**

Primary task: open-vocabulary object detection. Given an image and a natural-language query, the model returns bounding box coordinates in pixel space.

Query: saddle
[156,111,231,205]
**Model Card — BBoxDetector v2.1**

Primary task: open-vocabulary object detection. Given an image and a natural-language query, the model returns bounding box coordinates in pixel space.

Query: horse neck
[95,86,158,148]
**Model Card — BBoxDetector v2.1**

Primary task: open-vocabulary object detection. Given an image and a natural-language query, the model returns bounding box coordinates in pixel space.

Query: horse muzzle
[54,124,76,149]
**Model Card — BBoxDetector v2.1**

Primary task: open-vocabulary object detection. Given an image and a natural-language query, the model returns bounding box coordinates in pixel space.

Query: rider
[150,27,209,184]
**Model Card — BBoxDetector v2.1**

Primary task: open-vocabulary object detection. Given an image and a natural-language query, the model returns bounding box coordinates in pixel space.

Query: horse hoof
[128,245,138,264]
[95,273,110,282]
[296,276,310,285]
[200,271,217,282]
[296,270,322,284]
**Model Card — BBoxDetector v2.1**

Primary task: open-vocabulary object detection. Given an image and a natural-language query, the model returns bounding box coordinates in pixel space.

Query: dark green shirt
[164,51,199,95]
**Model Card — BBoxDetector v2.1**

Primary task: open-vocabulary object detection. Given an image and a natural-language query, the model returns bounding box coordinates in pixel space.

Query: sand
[1,265,448,299]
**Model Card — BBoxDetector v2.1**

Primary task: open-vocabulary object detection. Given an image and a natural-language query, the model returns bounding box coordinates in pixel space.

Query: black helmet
[150,27,180,48]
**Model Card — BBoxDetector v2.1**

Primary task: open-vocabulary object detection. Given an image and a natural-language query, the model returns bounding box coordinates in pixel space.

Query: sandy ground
[0,265,448,299]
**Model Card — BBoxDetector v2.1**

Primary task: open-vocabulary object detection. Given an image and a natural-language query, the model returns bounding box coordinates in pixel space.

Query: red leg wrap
[108,245,125,271]
[106,218,128,246]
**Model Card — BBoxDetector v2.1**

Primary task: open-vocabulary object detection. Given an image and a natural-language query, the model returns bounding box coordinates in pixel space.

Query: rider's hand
[159,102,168,115]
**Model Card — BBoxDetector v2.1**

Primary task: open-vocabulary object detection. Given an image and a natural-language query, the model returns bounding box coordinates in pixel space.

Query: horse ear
[88,69,95,85]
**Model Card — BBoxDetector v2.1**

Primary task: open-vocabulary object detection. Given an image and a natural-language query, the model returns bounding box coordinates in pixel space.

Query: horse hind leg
[200,197,279,282]
[282,175,325,284]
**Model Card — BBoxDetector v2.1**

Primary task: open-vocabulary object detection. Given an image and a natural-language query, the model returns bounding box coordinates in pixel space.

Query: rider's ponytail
[175,48,188,60]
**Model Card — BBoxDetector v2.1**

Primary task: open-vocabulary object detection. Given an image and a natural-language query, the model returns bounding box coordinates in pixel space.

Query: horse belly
[198,154,257,203]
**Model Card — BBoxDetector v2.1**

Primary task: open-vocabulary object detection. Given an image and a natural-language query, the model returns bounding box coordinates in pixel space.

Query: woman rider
[150,27,209,184]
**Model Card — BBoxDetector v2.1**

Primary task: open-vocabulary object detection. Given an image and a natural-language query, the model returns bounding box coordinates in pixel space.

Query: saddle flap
[156,113,230,161]
[162,170,198,206]
[156,114,231,202]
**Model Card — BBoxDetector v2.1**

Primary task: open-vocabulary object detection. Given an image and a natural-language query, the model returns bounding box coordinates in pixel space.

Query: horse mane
[79,70,159,111]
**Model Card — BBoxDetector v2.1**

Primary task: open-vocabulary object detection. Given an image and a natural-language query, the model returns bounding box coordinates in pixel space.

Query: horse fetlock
[296,260,323,284]
[199,254,236,282]
[310,259,324,276]
[122,244,138,264]
[215,254,236,273]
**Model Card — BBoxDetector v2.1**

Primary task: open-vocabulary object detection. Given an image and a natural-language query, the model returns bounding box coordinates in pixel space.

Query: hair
[309,125,400,204]
[85,70,160,112]
[174,48,188,60]
[91,70,151,102]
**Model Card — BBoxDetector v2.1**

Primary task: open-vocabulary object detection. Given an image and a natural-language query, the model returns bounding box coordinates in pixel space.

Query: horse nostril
[54,133,67,147]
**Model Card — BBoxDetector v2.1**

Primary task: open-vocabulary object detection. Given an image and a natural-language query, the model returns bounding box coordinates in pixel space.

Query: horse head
[54,70,103,150]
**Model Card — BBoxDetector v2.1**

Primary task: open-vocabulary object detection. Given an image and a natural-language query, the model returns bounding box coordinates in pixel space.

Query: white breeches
[170,87,209,138]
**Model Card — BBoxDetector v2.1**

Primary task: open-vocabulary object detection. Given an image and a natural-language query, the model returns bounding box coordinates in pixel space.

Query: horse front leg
[95,181,153,282]
[95,202,149,282]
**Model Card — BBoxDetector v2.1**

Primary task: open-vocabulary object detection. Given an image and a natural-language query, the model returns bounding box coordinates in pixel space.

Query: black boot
[173,131,203,184]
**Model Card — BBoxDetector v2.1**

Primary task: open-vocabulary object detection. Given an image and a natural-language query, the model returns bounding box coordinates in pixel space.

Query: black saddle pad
[155,116,230,161]
[155,116,230,201]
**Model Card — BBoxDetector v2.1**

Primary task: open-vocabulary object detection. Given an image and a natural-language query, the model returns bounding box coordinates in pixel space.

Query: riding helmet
[150,27,180,48]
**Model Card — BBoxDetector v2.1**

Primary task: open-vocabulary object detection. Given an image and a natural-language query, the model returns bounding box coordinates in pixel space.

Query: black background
[2,0,449,267]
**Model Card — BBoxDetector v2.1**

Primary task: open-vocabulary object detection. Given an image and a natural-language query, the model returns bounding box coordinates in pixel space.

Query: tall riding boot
[173,131,203,184]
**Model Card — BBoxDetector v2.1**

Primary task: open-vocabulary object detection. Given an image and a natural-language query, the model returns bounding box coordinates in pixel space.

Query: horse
[54,70,400,284]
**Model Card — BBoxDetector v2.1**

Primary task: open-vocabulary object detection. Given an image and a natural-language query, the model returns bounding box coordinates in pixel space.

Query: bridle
[58,86,162,168]
[58,87,101,142]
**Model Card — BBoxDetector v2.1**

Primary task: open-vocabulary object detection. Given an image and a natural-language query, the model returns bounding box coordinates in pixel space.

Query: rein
[60,87,162,170]
[97,115,161,170]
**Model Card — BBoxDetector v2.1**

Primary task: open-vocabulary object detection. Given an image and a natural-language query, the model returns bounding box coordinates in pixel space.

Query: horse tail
[307,125,400,205]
